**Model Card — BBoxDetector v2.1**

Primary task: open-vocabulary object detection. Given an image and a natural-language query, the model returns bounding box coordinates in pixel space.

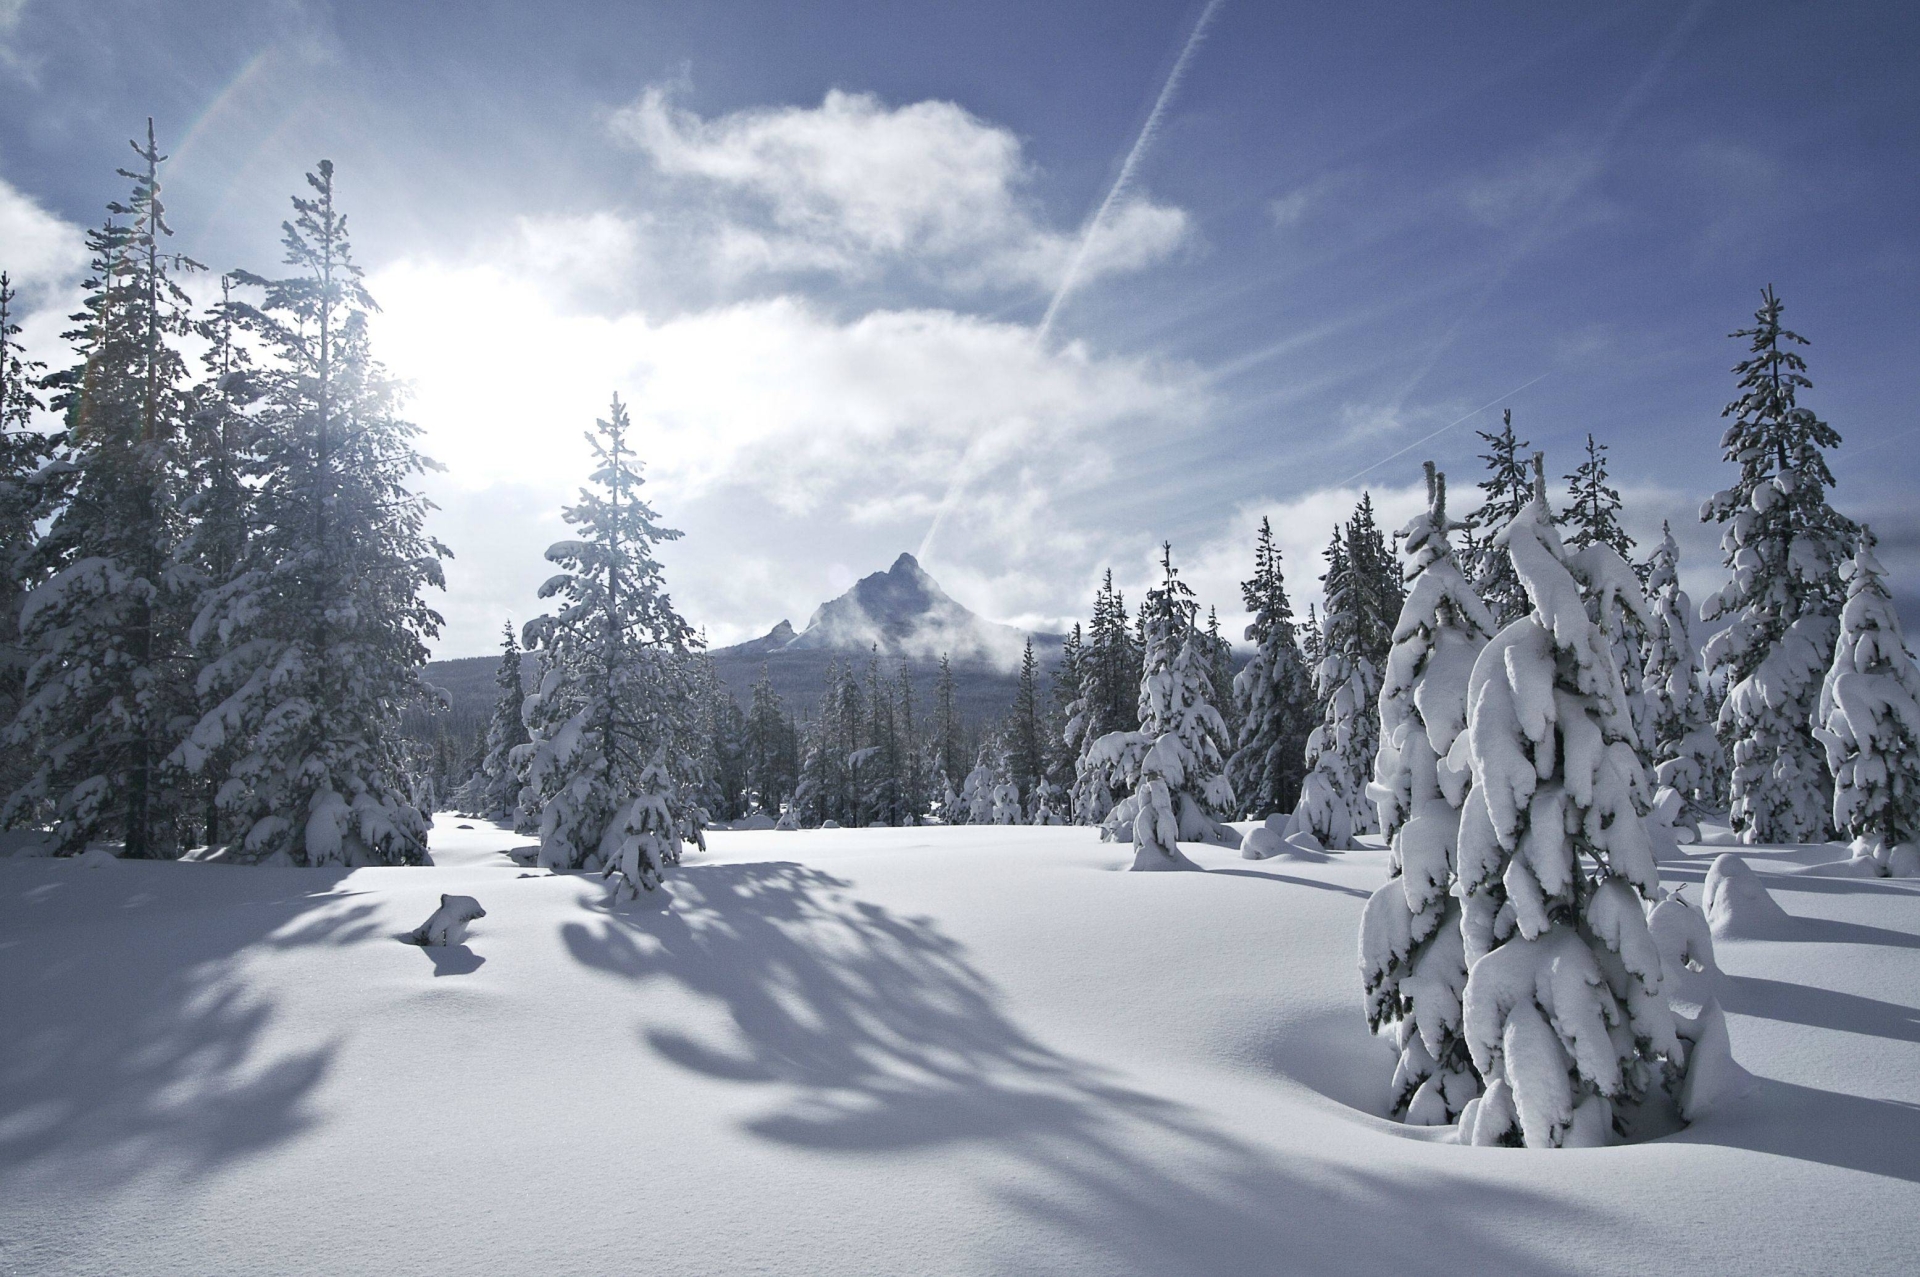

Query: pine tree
[1813,529,1920,873]
[1642,525,1723,826]
[1067,571,1139,823]
[460,622,529,820]
[1085,544,1236,868]
[1290,528,1379,846]
[0,271,53,807]
[745,664,793,815]
[1005,636,1045,805]
[1228,516,1314,819]
[7,124,203,856]
[895,664,925,823]
[174,159,445,865]
[1559,433,1633,561]
[1467,410,1534,626]
[1455,456,1681,1148]
[932,653,966,796]
[515,395,700,895]
[1700,287,1853,844]
[1346,492,1405,674]
[1359,464,1496,1123]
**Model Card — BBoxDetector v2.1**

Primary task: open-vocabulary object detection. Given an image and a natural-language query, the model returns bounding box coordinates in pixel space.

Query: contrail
[1037,0,1228,342]
[919,0,1227,561]
[1331,370,1550,490]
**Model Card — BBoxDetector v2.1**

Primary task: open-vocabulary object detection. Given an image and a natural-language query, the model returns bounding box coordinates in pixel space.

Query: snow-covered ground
[2,822,1916,1275]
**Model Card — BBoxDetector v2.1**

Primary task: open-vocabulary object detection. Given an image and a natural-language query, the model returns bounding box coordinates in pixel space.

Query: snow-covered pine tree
[1006,635,1045,807]
[1360,463,1496,1123]
[461,622,529,820]
[1086,544,1236,868]
[1290,528,1378,846]
[7,125,203,856]
[894,664,925,823]
[1346,492,1405,675]
[744,664,793,816]
[1466,410,1534,627]
[516,395,701,895]
[961,744,997,825]
[0,272,53,807]
[1559,433,1633,561]
[175,159,445,865]
[1642,525,1724,825]
[1455,456,1682,1148]
[1813,529,1920,873]
[1229,516,1314,819]
[1067,572,1138,824]
[1300,602,1323,672]
[1202,606,1240,748]
[1044,625,1082,797]
[932,653,966,798]
[1700,287,1853,844]
[860,649,900,825]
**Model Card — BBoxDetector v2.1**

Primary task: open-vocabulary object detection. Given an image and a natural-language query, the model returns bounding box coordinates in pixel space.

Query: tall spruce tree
[175,159,445,865]
[1814,529,1920,873]
[0,272,53,807]
[518,395,701,894]
[1560,433,1633,561]
[460,622,529,820]
[1700,287,1853,844]
[1467,410,1534,626]
[1360,464,1496,1123]
[1345,492,1404,674]
[1642,525,1723,825]
[745,664,794,815]
[7,125,202,855]
[1006,636,1045,805]
[1290,528,1378,846]
[1228,516,1314,819]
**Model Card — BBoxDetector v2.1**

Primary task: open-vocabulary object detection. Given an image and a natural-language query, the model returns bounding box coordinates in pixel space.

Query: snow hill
[3,823,1915,1274]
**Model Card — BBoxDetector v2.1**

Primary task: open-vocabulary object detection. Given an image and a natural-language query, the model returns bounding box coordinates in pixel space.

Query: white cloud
[609,86,1187,291]
[0,173,85,295]
[367,251,1206,655]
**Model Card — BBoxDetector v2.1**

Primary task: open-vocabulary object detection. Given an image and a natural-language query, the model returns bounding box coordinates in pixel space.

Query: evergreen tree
[460,621,529,820]
[1455,457,1681,1148]
[1067,571,1139,823]
[1642,525,1723,826]
[895,664,925,823]
[862,648,900,824]
[1466,409,1534,626]
[1084,544,1236,867]
[1044,625,1082,793]
[1005,635,1045,805]
[7,125,202,855]
[0,271,53,807]
[1345,492,1404,674]
[1359,464,1496,1123]
[745,665,794,815]
[1700,287,1853,844]
[175,159,445,865]
[1559,433,1633,561]
[1300,602,1324,672]
[516,395,700,895]
[1290,528,1378,846]
[1813,529,1920,873]
[932,653,966,796]
[1228,516,1314,819]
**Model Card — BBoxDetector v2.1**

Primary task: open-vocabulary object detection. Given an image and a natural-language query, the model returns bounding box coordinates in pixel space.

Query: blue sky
[3,0,1916,657]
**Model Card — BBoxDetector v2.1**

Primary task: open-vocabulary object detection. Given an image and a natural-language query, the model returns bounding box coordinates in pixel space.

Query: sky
[3,0,1916,660]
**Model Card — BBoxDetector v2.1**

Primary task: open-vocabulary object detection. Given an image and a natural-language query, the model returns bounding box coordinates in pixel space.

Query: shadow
[561,861,1599,1274]
[412,942,485,976]
[1205,867,1372,899]
[1793,916,1920,951]
[0,865,356,1190]
[1668,1077,1920,1183]
[1722,974,1920,1044]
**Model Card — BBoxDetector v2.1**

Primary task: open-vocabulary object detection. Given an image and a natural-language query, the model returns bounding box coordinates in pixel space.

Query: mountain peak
[779,552,1029,667]
[889,551,923,573]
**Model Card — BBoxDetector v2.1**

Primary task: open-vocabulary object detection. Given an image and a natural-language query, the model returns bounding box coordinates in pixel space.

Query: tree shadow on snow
[1670,1078,1920,1183]
[0,867,356,1191]
[561,861,1604,1275]
[1721,974,1920,1045]
[1205,867,1372,899]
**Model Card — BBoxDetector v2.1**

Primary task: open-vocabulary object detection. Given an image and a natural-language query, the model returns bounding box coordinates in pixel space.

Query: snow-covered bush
[1359,464,1495,1123]
[1455,459,1683,1148]
[1813,530,1920,874]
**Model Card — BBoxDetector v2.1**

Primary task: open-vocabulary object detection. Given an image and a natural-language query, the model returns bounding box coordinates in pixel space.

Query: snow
[1,820,1916,1274]
[1704,853,1797,939]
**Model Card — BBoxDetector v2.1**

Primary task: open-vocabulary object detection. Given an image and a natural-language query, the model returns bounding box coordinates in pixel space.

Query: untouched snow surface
[2,821,1917,1275]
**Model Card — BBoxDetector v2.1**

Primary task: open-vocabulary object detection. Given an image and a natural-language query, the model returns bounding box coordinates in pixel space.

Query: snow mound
[74,846,121,868]
[1239,826,1283,860]
[408,894,487,947]
[1703,855,1796,939]
[1649,893,1718,981]
[733,812,778,831]
[1675,998,1754,1120]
